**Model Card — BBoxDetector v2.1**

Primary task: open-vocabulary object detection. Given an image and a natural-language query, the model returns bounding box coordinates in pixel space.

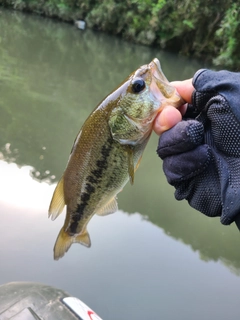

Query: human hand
[156,69,240,228]
[153,79,194,135]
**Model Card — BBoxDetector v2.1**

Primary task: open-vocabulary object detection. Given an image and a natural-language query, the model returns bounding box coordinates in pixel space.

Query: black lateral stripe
[69,137,112,234]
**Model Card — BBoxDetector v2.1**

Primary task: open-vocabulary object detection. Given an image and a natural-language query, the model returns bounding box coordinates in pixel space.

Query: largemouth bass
[49,58,183,260]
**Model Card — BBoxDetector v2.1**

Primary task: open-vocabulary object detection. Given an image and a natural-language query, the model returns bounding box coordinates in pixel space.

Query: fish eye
[132,78,145,93]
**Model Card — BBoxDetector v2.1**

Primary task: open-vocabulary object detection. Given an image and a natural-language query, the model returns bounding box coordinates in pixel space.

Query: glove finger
[162,145,212,185]
[175,163,222,218]
[218,157,240,225]
[192,90,215,112]
[183,103,201,119]
[207,98,240,157]
[157,120,204,159]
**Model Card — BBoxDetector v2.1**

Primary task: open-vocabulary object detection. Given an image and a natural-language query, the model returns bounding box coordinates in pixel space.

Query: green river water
[0,8,240,320]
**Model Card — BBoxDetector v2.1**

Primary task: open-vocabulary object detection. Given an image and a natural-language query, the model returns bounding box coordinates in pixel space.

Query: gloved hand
[157,69,240,228]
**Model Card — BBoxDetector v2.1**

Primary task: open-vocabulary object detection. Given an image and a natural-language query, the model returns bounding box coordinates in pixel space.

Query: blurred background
[0,5,240,320]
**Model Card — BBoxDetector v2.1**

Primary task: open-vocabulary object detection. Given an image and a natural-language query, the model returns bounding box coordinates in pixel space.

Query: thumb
[153,106,182,135]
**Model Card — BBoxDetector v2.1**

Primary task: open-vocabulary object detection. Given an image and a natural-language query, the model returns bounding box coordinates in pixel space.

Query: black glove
[157,69,240,228]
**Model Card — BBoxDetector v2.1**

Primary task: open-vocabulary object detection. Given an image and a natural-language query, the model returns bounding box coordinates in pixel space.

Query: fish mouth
[149,58,167,83]
[149,58,185,107]
[152,58,161,71]
[149,58,176,99]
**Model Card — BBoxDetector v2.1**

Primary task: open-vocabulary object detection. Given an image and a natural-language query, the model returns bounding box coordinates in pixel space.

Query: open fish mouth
[149,58,176,99]
[150,58,168,83]
[153,58,161,71]
[149,58,162,76]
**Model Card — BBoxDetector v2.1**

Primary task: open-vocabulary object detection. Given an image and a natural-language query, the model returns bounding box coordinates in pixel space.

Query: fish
[48,58,184,260]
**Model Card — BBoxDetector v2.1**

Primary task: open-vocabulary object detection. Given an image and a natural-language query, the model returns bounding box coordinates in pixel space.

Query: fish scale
[49,58,184,260]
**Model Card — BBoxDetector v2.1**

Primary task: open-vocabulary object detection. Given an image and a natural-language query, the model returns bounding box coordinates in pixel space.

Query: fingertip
[171,79,194,104]
[153,106,182,135]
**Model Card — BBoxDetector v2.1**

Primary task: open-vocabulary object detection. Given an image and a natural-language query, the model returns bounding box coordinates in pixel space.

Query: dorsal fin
[48,176,66,221]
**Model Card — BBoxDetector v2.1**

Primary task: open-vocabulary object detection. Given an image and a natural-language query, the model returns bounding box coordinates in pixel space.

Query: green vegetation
[1,7,240,272]
[0,0,239,69]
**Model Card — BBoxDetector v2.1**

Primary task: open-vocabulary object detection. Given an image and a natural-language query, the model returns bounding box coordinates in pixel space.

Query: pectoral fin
[134,155,142,172]
[49,176,66,221]
[96,197,118,216]
[127,146,135,185]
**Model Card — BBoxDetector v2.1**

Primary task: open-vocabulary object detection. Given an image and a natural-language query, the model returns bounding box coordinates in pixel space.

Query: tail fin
[54,228,74,260]
[54,228,91,260]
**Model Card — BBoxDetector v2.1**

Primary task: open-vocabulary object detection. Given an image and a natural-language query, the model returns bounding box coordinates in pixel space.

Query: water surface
[1,9,240,320]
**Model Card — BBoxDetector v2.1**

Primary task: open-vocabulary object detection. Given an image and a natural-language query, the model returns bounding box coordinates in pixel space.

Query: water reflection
[1,159,240,320]
[1,9,240,319]
[0,9,208,184]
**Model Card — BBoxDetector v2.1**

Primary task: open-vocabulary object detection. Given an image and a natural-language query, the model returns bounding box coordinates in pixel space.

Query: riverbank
[1,0,239,70]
